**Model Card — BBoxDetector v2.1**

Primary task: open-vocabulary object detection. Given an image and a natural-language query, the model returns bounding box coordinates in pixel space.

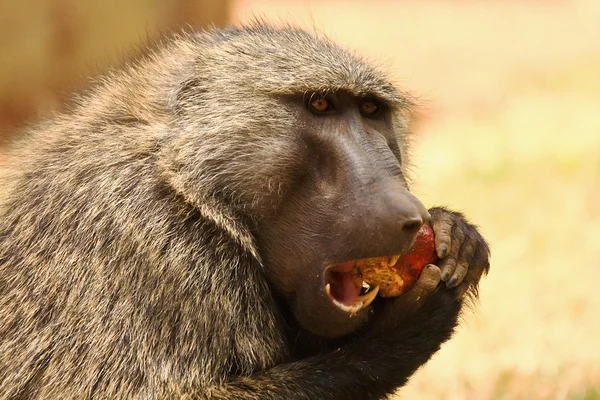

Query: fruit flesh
[358,224,437,297]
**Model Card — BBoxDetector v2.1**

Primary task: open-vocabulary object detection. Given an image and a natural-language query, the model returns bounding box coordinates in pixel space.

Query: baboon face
[255,91,430,338]
[168,27,430,338]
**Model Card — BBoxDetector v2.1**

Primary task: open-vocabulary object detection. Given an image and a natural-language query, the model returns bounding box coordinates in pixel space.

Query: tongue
[329,271,362,304]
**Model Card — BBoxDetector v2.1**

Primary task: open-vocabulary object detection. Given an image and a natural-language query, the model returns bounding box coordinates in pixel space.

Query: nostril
[402,218,423,234]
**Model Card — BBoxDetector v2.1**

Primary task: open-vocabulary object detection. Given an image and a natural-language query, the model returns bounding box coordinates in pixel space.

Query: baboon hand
[429,207,490,297]
[398,264,442,305]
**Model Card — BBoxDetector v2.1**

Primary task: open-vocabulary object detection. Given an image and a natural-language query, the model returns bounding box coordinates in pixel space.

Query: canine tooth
[389,255,400,267]
[361,281,372,292]
[358,285,379,310]
[326,283,379,316]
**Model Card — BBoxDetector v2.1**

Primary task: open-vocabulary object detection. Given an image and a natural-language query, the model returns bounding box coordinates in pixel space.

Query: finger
[432,213,454,258]
[447,262,467,288]
[402,264,441,303]
[448,236,477,288]
[455,243,488,298]
[438,227,463,282]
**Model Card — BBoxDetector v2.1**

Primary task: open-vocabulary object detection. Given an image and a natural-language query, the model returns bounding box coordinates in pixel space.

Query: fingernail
[439,244,448,258]
[441,271,451,281]
[448,276,459,288]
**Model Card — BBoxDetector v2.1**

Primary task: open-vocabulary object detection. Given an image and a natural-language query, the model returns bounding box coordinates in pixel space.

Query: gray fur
[0,24,417,399]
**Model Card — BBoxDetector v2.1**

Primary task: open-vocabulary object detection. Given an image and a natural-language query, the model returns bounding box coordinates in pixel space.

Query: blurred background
[1,0,599,398]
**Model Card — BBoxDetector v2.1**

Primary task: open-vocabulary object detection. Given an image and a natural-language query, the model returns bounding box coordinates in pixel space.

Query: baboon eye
[308,97,333,113]
[359,100,379,116]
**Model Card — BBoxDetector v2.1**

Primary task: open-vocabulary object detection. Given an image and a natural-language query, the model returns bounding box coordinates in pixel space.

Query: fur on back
[0,24,411,399]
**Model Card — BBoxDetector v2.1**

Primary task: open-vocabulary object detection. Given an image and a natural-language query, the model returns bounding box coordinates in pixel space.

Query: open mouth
[325,254,400,315]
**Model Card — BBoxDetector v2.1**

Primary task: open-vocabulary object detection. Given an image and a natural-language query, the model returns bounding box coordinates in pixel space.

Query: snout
[371,183,430,255]
[332,181,431,262]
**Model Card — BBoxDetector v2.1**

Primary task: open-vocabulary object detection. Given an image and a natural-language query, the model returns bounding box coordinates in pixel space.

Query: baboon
[0,24,490,399]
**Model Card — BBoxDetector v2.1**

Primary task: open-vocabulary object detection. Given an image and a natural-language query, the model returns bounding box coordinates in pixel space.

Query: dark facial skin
[258,92,430,337]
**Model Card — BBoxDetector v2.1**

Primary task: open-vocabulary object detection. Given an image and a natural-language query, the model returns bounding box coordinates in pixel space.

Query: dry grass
[234,1,600,398]
[404,59,600,399]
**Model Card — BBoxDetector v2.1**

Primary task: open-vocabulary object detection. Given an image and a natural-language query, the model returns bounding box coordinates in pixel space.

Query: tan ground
[233,1,600,398]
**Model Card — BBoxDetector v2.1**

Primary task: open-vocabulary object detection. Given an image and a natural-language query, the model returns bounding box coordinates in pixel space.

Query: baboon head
[162,25,430,338]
